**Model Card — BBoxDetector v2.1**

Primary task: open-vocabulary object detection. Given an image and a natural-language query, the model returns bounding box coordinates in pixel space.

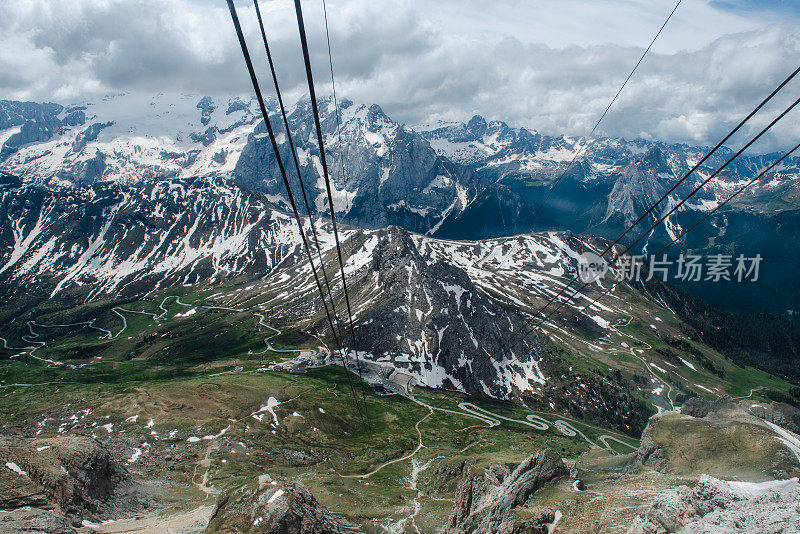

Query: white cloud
[1,0,800,151]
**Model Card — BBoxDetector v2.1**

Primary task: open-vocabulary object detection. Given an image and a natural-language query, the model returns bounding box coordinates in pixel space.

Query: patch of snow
[4,462,27,476]
[252,397,281,425]
[725,478,798,498]
[441,283,468,309]
[765,421,800,463]
[547,510,563,534]
[202,425,231,440]
[267,488,285,504]
[127,448,142,463]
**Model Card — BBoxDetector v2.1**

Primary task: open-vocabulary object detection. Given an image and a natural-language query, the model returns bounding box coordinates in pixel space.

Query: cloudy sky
[2,0,800,151]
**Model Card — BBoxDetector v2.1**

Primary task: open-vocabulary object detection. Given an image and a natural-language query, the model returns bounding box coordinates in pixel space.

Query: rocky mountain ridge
[419,114,800,314]
[4,94,798,314]
[421,113,800,240]
[0,94,485,236]
[0,173,649,428]
[0,434,145,527]
[3,94,797,244]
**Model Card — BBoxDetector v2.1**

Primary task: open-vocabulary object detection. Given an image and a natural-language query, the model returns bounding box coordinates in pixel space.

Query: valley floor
[2,284,798,533]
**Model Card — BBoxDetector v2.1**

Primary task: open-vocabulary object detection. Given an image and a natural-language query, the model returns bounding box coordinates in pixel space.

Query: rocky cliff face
[233,99,486,234]
[0,434,145,526]
[207,478,359,534]
[0,95,485,235]
[631,414,670,474]
[445,449,568,534]
[349,226,551,396]
[0,101,66,162]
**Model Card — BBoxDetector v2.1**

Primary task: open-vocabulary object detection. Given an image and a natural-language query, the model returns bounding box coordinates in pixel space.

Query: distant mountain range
[0,94,485,236]
[418,113,800,242]
[418,114,800,315]
[1,94,798,314]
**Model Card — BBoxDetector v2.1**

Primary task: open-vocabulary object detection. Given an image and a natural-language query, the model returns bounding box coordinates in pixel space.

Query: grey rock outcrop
[0,101,64,162]
[680,395,735,418]
[61,109,86,127]
[445,449,568,534]
[76,151,107,184]
[191,126,217,147]
[197,96,216,126]
[630,414,670,474]
[0,434,144,524]
[72,122,113,153]
[628,484,696,533]
[207,481,359,534]
[0,507,78,534]
[748,402,800,435]
[628,475,800,534]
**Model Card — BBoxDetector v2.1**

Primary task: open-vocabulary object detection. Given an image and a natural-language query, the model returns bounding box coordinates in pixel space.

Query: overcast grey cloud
[2,0,800,151]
